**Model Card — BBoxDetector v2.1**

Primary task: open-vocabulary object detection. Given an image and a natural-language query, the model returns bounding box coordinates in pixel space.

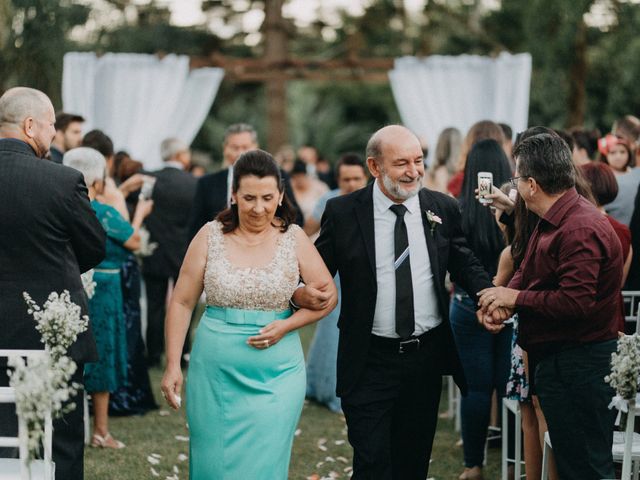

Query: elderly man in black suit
[143,137,198,366]
[0,87,106,479]
[188,123,303,239]
[296,125,494,480]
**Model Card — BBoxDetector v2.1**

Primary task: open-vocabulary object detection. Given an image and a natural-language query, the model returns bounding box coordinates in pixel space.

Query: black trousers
[0,366,86,480]
[535,340,617,480]
[341,326,444,480]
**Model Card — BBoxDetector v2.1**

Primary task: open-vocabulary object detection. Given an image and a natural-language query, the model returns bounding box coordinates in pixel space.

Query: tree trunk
[263,0,288,152]
[567,20,587,127]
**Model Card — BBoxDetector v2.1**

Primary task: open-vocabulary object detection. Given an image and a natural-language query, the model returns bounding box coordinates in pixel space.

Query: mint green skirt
[186,306,305,479]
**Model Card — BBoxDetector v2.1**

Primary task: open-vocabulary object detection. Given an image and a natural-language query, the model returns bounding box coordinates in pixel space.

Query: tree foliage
[1,0,639,161]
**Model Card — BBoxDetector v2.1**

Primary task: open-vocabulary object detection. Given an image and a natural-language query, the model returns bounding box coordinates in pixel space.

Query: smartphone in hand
[478,172,493,205]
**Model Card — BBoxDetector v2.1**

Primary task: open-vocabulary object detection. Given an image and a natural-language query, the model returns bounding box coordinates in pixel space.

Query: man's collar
[163,160,184,170]
[0,138,38,157]
[541,187,579,227]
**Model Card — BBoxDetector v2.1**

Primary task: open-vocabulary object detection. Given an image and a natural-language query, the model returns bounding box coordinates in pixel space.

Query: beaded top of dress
[203,220,300,311]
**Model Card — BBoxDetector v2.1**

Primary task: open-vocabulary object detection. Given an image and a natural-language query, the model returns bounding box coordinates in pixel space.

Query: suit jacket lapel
[355,184,377,280]
[419,189,441,279]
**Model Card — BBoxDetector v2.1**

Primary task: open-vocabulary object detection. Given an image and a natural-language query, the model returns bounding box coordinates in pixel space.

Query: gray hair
[63,147,106,188]
[160,137,189,162]
[223,123,257,145]
[0,87,52,127]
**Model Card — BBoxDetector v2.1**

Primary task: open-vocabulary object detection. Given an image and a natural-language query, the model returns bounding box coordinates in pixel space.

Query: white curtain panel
[388,52,532,153]
[62,52,224,170]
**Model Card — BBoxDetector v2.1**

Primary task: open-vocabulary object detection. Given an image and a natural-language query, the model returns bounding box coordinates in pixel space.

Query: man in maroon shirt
[478,133,623,480]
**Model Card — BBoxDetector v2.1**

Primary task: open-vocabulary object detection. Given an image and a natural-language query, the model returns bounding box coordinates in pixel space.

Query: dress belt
[370,323,444,354]
[94,268,120,274]
[205,305,292,326]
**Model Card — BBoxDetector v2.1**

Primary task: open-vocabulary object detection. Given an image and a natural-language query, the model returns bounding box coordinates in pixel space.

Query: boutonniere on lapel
[425,210,442,235]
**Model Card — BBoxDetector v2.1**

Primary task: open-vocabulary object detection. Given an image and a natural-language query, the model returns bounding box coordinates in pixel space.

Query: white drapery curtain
[62,52,224,170]
[388,52,532,154]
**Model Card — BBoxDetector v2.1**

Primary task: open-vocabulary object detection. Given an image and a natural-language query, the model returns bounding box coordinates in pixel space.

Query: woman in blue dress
[109,252,158,416]
[63,147,154,449]
[161,150,337,479]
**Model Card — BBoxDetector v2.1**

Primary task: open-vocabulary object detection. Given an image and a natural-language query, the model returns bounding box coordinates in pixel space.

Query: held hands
[247,320,289,350]
[291,281,333,311]
[160,365,183,410]
[476,286,519,334]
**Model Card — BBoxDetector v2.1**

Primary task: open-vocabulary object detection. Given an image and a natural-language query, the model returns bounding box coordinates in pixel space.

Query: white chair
[0,349,54,480]
[445,376,462,432]
[501,398,525,480]
[621,291,640,333]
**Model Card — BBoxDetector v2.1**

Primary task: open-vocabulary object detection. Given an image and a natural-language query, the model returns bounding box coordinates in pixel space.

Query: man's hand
[475,186,515,215]
[478,286,519,315]
[291,281,333,311]
[477,306,513,333]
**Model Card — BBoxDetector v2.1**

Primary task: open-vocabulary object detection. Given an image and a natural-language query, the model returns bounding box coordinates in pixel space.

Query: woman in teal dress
[63,147,153,449]
[161,150,337,479]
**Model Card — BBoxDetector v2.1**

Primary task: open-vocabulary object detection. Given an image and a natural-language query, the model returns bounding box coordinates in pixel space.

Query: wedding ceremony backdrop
[60,50,532,170]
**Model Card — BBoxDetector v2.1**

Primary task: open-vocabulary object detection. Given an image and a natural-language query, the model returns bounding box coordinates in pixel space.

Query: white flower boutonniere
[425,210,442,235]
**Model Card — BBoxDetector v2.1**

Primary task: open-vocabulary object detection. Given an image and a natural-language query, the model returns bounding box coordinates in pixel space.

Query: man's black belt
[370,323,443,354]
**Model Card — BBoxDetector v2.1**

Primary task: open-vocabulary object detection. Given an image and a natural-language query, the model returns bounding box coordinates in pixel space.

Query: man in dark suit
[188,123,303,239]
[297,125,493,479]
[143,137,197,366]
[0,87,106,479]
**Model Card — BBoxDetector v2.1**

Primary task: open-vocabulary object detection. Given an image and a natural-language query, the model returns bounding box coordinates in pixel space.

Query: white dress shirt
[372,180,442,338]
[226,165,234,207]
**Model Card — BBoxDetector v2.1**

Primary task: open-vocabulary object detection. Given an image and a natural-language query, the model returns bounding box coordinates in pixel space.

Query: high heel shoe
[90,432,125,449]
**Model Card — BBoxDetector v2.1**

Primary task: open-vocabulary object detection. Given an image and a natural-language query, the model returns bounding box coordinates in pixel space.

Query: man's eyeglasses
[509,176,528,187]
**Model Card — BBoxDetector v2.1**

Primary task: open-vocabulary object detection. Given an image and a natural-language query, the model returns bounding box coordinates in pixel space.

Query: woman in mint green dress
[63,146,154,449]
[161,150,337,479]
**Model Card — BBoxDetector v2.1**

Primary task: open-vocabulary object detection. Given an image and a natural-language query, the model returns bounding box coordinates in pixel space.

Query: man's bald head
[366,125,420,163]
[0,87,53,126]
[0,87,56,158]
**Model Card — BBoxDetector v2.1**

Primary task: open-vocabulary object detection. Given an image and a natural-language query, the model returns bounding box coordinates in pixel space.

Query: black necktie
[389,204,415,338]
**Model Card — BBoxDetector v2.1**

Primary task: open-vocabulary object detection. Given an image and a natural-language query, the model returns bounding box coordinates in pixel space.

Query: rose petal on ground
[150,467,160,477]
[307,474,320,480]
[158,409,170,416]
[173,465,179,473]
[151,453,162,458]
[295,429,302,436]
[177,454,188,462]
[325,456,335,462]
[175,435,189,442]
[337,456,348,463]
[334,440,345,445]
[147,455,160,465]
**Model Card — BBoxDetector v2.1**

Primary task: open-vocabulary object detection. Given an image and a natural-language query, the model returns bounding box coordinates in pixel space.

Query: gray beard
[381,172,422,201]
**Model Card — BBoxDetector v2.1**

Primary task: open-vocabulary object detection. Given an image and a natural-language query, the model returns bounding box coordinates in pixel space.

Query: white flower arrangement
[8,353,79,461]
[135,226,158,258]
[6,290,91,460]
[23,291,89,361]
[81,269,97,299]
[606,334,640,420]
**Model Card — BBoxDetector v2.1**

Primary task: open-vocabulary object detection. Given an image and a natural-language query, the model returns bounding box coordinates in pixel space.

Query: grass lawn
[85,324,502,479]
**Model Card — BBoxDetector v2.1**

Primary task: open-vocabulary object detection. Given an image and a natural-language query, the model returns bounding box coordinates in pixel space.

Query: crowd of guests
[1,84,638,480]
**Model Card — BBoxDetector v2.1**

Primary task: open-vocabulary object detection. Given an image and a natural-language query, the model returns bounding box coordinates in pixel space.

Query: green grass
[85,324,501,479]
